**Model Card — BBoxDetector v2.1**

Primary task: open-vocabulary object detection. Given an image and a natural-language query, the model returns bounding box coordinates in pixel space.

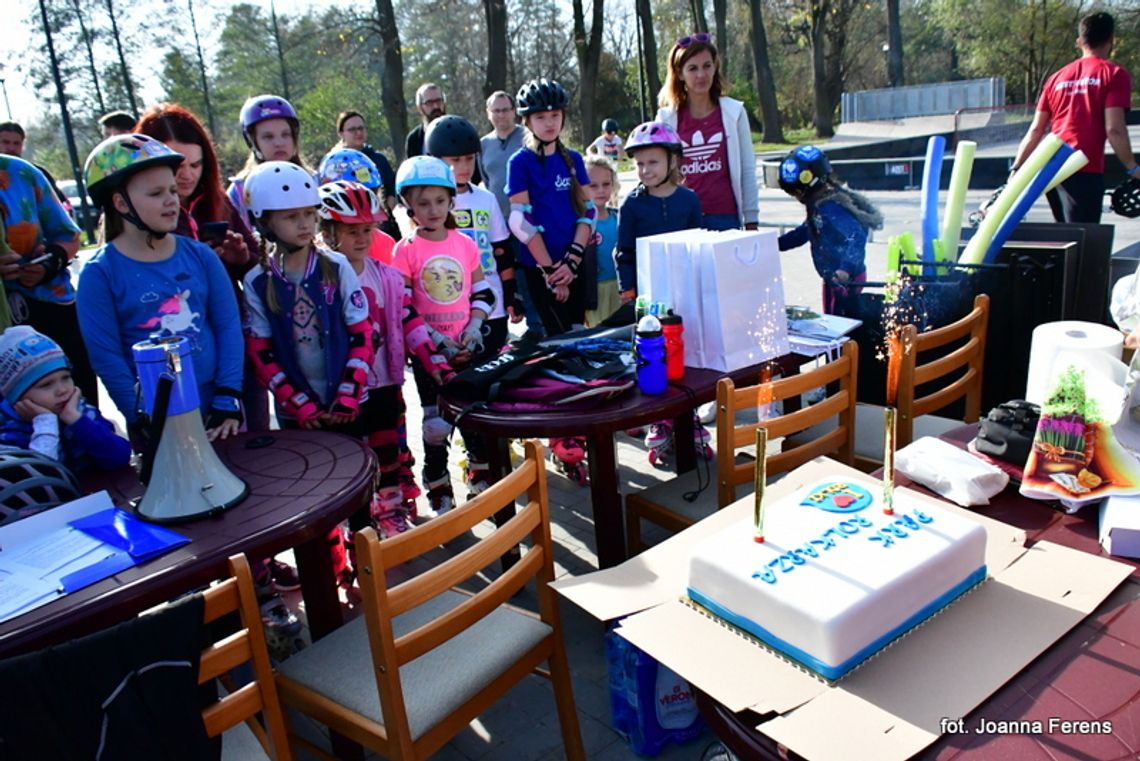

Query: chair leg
[547,638,586,761]
[625,504,643,556]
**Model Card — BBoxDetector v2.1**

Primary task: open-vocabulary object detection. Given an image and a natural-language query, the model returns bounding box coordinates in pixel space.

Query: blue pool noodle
[982,142,1075,263]
[920,136,946,274]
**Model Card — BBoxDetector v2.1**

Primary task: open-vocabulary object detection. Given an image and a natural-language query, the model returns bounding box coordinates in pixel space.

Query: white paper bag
[697,230,789,371]
[635,230,692,306]
[637,231,706,369]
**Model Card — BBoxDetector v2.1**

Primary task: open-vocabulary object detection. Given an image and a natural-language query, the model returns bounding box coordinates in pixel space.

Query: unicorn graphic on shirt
[138,290,201,335]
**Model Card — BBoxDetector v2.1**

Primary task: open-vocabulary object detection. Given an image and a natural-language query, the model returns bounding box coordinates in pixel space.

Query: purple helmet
[239,94,299,154]
[624,121,683,154]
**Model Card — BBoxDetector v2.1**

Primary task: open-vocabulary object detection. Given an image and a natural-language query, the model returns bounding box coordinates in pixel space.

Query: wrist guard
[470,280,495,314]
[205,386,244,430]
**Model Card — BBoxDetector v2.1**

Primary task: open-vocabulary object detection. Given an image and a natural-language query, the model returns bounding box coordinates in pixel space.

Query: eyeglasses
[676,32,711,48]
[421,97,445,107]
[343,126,365,132]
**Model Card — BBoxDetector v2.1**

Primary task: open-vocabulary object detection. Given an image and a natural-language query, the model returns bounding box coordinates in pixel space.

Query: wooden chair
[625,340,859,553]
[274,440,585,761]
[204,554,295,760]
[853,293,990,470]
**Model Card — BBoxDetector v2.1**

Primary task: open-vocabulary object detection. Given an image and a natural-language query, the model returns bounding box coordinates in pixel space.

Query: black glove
[205,386,243,431]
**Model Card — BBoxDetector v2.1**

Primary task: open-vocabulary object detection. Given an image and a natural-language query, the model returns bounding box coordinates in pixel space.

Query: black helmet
[0,449,81,527]
[425,115,481,158]
[1112,177,1140,218]
[778,145,832,196]
[602,118,619,133]
[516,78,569,116]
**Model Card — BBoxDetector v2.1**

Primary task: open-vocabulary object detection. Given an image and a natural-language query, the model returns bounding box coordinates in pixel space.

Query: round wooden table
[0,430,376,658]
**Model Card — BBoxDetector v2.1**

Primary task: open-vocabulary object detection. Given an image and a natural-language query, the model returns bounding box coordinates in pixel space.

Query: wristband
[1130,166,1140,177]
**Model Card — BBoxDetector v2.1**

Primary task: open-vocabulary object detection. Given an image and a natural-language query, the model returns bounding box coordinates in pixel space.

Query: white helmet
[244,161,319,219]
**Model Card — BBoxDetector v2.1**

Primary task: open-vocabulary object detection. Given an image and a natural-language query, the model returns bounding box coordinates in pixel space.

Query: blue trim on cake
[687,565,987,681]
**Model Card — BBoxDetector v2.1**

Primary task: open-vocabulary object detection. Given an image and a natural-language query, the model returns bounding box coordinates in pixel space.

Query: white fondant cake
[687,481,987,680]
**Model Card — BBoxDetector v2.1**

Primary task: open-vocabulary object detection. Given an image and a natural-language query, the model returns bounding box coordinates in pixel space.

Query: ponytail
[555,139,585,217]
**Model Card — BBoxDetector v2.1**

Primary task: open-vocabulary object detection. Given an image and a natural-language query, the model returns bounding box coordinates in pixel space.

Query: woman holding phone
[136,103,256,283]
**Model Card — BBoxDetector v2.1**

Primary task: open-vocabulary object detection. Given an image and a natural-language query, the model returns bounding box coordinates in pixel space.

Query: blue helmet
[394,155,456,197]
[778,145,831,195]
[319,148,383,191]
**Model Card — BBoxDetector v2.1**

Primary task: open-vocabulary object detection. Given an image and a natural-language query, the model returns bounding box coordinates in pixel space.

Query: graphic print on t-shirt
[292,290,323,350]
[419,255,466,304]
[137,289,201,338]
[681,129,724,175]
[452,208,495,274]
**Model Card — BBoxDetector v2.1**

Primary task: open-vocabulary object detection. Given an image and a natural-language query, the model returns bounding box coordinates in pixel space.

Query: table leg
[586,433,626,568]
[294,536,342,642]
[673,410,696,474]
[487,434,521,571]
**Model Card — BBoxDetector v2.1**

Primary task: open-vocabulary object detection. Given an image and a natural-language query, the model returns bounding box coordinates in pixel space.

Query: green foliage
[1041,365,1102,423]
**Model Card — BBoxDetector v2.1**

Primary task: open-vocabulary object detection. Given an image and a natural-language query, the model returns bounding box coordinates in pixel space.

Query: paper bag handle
[734,244,760,266]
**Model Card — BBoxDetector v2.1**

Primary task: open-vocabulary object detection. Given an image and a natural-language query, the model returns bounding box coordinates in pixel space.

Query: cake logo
[801,482,873,513]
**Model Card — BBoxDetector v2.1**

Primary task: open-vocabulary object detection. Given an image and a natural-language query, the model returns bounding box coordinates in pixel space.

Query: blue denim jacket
[778,199,868,279]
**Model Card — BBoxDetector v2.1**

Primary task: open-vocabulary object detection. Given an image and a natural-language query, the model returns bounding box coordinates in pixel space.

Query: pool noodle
[940,141,976,262]
[982,142,1074,263]
[920,136,946,273]
[959,133,1063,265]
[1043,149,1088,193]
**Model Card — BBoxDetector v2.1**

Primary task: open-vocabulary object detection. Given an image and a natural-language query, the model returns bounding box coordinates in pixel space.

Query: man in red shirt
[1012,11,1138,223]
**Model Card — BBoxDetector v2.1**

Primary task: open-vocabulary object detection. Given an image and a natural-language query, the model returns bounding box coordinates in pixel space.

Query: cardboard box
[553,457,1132,761]
[1100,494,1140,558]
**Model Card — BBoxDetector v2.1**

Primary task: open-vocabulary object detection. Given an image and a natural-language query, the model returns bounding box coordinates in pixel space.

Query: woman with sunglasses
[656,33,759,231]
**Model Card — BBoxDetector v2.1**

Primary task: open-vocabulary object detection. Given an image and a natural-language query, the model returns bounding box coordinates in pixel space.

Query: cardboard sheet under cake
[552,457,1133,761]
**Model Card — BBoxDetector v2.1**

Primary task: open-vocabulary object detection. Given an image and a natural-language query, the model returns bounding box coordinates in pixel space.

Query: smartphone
[199,221,229,244]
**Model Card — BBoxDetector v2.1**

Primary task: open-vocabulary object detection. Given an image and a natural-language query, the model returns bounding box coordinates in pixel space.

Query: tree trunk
[573,0,605,141]
[809,0,834,138]
[747,0,783,143]
[713,0,727,80]
[375,0,407,160]
[187,0,216,137]
[483,0,508,97]
[71,0,105,114]
[886,0,903,87]
[689,0,707,33]
[105,0,138,113]
[269,0,291,100]
[636,0,661,110]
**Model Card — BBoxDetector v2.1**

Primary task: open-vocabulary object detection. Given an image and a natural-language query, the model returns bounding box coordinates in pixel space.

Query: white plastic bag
[896,436,1009,506]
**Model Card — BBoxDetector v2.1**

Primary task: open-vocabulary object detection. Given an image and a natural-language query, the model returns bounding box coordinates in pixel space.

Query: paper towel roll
[1026,321,1124,405]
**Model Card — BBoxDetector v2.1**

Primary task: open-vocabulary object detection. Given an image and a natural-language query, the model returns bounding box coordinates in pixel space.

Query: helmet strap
[117,188,169,243]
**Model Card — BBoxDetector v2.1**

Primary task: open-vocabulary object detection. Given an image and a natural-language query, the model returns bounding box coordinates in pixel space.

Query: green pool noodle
[940,141,976,262]
[959,132,1063,265]
[1043,149,1089,193]
[887,235,901,276]
[898,231,918,276]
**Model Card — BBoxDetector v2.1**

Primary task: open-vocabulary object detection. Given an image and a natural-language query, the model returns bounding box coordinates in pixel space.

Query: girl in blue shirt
[77,134,244,441]
[584,155,621,326]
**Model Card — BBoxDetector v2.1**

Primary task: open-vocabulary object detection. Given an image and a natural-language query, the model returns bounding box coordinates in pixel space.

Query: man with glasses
[405,83,447,158]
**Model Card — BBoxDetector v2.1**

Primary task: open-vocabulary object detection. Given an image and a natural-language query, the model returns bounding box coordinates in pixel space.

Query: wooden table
[0,430,376,659]
[439,358,799,569]
[695,424,1140,760]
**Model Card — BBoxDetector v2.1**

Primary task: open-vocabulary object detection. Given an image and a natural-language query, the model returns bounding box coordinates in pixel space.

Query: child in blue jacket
[0,327,130,473]
[777,145,883,314]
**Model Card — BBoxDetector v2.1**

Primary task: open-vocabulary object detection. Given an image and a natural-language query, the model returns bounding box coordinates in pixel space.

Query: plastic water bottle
[635,315,668,395]
[661,311,684,381]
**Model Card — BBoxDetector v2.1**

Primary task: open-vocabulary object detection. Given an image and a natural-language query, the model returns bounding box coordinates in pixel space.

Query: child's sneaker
[254,572,305,658]
[466,461,492,500]
[420,477,455,521]
[645,422,674,466]
[550,436,588,486]
[268,558,301,591]
[370,487,410,538]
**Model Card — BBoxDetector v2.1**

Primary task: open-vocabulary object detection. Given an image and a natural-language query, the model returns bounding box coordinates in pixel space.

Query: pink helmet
[624,121,683,154]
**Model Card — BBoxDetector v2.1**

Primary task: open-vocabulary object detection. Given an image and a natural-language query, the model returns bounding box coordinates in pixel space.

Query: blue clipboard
[58,509,190,593]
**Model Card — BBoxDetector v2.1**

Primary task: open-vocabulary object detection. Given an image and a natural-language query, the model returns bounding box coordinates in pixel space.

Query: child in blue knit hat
[0,327,131,472]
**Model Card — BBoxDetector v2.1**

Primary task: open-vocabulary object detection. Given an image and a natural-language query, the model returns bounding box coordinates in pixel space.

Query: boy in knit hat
[0,327,130,472]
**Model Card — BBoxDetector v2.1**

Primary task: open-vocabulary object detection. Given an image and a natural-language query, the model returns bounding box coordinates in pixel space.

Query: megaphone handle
[140,373,175,486]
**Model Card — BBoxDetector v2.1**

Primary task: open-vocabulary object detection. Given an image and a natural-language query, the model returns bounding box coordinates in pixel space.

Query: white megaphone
[133,336,248,523]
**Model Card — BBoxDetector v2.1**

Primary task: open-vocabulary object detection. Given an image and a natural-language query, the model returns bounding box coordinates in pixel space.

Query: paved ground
[79,170,1140,759]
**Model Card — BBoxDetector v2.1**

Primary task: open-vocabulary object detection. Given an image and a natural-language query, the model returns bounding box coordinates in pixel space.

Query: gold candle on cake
[883,331,902,515]
[754,427,768,542]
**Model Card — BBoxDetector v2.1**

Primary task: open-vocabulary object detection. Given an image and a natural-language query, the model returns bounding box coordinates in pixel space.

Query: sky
[3,0,333,127]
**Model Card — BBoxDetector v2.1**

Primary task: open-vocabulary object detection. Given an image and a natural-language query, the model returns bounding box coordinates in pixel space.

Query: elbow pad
[246,336,321,424]
[508,203,543,244]
[470,280,495,314]
[576,199,598,234]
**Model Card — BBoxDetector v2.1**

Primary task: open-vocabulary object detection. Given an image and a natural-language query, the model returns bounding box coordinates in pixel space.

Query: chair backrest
[199,554,294,761]
[354,440,558,757]
[895,293,990,445]
[716,340,859,507]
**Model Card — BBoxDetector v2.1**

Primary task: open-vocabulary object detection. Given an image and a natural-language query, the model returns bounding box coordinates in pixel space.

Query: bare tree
[572,0,605,140]
[374,0,408,159]
[636,0,662,108]
[713,0,727,80]
[748,0,784,142]
[186,0,216,136]
[105,0,138,113]
[886,0,903,86]
[484,0,509,96]
[689,0,707,33]
[70,0,105,115]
